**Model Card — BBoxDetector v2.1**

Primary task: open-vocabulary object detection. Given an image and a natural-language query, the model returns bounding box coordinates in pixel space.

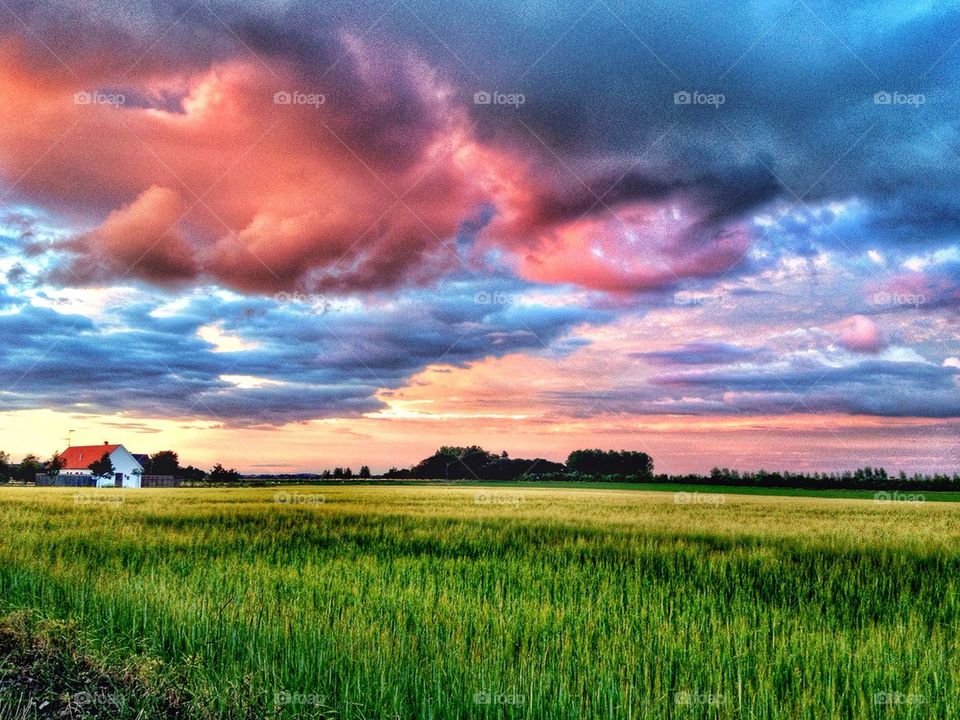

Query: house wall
[36,473,95,487]
[94,446,143,488]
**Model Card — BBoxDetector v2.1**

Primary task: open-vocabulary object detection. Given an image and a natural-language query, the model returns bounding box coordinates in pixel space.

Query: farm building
[57,442,145,488]
[45,442,183,488]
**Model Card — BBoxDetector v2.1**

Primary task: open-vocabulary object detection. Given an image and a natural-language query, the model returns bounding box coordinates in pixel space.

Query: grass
[0,611,189,719]
[0,484,957,718]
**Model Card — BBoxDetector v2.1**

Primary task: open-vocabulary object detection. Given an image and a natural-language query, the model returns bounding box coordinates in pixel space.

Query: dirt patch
[0,611,190,719]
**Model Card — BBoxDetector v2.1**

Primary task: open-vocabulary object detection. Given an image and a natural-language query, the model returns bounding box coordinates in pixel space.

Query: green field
[0,484,957,718]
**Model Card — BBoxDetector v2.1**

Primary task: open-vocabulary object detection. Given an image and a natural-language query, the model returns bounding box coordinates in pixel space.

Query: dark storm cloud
[0,280,606,424]
[652,359,960,417]
[635,342,764,366]
[545,358,960,418]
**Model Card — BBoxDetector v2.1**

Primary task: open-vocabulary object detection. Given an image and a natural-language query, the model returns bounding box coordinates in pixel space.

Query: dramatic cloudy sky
[1,0,958,473]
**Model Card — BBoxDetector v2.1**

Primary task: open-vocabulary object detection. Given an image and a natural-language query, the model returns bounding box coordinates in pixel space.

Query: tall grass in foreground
[0,485,957,718]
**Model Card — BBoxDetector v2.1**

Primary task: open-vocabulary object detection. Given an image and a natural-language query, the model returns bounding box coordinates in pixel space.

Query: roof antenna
[63,429,74,449]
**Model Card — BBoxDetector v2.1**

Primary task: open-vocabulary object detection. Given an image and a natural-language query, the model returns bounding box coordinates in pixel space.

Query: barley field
[0,485,957,718]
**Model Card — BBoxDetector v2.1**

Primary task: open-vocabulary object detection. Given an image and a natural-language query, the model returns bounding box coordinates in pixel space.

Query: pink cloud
[505,202,750,292]
[869,270,959,309]
[0,37,754,296]
[0,40,486,292]
[56,185,198,284]
[837,315,886,353]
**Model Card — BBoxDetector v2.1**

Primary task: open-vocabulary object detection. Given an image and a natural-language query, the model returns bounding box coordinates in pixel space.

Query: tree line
[3,446,959,491]
[383,447,654,481]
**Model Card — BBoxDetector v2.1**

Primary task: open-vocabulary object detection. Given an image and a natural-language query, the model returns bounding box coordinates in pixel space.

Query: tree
[0,451,10,483]
[17,454,43,483]
[45,451,63,480]
[566,449,654,480]
[87,452,115,481]
[209,463,240,483]
[410,446,497,479]
[359,465,371,478]
[407,446,562,481]
[147,450,180,475]
[179,464,206,482]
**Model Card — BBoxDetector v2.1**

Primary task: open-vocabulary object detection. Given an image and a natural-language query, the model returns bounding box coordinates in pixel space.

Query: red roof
[59,444,122,469]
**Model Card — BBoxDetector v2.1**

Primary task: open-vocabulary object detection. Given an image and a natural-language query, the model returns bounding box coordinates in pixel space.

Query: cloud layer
[0,0,958,471]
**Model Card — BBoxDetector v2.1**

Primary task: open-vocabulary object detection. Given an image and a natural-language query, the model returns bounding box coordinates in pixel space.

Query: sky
[0,0,958,474]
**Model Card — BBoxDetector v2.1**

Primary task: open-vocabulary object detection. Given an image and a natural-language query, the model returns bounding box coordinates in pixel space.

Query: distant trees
[146,450,180,475]
[0,451,63,483]
[141,451,207,481]
[16,454,43,483]
[0,451,10,483]
[404,446,564,481]
[359,466,371,478]
[566,449,654,480]
[209,463,240,483]
[179,465,207,482]
[689,467,959,491]
[44,452,63,480]
[87,452,115,480]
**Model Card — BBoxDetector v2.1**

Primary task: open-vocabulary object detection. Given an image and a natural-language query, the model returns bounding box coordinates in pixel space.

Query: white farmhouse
[58,442,144,488]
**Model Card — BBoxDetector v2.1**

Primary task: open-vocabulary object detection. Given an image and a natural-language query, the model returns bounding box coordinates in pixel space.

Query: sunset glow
[1,1,958,473]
